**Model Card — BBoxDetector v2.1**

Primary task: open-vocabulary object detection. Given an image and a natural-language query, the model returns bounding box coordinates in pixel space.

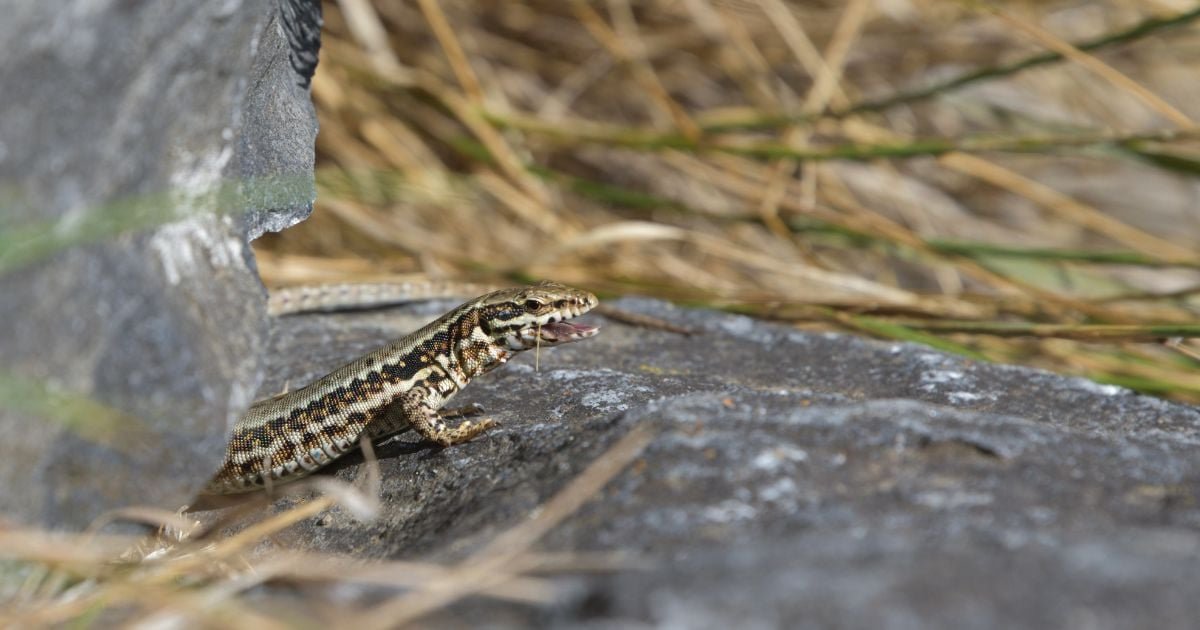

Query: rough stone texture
[256,297,1200,628]
[0,0,321,528]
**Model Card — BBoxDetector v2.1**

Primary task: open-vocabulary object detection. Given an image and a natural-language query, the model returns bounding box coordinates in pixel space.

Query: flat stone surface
[249,296,1200,628]
[0,0,321,528]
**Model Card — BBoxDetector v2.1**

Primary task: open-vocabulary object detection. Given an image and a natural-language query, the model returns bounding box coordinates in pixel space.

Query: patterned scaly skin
[206,282,599,494]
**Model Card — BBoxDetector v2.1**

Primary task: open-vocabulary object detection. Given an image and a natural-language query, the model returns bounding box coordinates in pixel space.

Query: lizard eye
[523,299,543,311]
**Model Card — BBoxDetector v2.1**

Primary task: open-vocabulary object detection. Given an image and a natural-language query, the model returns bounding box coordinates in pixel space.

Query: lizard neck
[446,306,512,383]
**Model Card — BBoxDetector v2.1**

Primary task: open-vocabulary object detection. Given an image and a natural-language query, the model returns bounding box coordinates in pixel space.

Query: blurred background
[256,0,1200,400]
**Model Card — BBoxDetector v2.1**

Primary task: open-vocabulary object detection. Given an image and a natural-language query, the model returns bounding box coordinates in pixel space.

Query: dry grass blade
[0,529,141,565]
[595,304,697,335]
[938,152,1198,262]
[416,0,484,102]
[473,426,653,559]
[970,2,1195,129]
[755,0,870,245]
[201,497,333,562]
[798,0,868,113]
[336,0,412,82]
[352,425,656,628]
[140,551,554,613]
[758,0,839,103]
[889,321,1200,341]
[570,0,701,139]
[424,74,556,208]
[84,507,202,539]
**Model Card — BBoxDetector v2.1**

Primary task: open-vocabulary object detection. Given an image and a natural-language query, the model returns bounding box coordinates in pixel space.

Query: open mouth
[537,320,600,343]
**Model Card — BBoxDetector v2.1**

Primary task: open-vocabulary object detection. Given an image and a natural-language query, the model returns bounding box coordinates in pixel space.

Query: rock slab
[257,297,1200,629]
[0,0,321,528]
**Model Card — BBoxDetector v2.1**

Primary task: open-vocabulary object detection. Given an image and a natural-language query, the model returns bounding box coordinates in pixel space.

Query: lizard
[204,281,599,495]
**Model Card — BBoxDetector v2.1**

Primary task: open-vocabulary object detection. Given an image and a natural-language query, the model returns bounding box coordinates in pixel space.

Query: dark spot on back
[246,425,269,446]
[383,360,422,382]
[268,416,289,435]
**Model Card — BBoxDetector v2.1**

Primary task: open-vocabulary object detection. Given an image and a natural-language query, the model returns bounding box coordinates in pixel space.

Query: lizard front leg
[439,402,485,420]
[388,384,496,447]
[409,399,497,446]
[364,400,489,445]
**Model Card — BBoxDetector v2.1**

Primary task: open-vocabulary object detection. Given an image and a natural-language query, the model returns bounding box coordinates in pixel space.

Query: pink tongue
[540,321,599,341]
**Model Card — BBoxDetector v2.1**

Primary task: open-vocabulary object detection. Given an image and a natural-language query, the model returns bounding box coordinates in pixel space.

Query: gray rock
[258,297,1200,628]
[0,0,321,528]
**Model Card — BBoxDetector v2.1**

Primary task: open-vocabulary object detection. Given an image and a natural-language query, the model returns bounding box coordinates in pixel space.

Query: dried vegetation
[6,0,1200,626]
[260,0,1200,401]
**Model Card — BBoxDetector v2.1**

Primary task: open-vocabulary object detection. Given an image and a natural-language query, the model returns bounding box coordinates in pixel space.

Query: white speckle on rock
[717,315,758,338]
[1028,507,1055,524]
[947,391,983,404]
[781,330,829,345]
[582,389,629,412]
[170,144,233,214]
[149,222,200,285]
[920,369,969,393]
[1000,529,1030,549]
[1071,378,1126,397]
[545,367,614,382]
[752,445,809,471]
[642,507,693,532]
[702,499,757,523]
[581,384,650,411]
[918,352,966,370]
[924,370,963,384]
[758,477,798,503]
[215,0,242,18]
[914,490,993,509]
[148,218,244,285]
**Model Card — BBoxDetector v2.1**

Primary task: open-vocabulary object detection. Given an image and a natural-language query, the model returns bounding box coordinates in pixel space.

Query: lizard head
[480,281,600,351]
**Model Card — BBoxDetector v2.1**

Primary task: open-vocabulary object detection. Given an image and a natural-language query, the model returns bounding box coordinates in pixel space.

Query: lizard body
[206,281,598,494]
